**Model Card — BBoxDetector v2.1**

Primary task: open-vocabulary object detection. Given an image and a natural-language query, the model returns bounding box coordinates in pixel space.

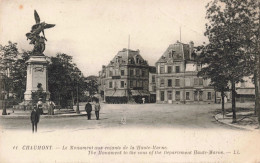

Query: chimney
[189,41,194,59]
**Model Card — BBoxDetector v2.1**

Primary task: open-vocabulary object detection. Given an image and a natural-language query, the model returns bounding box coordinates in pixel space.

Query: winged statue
[26,10,55,55]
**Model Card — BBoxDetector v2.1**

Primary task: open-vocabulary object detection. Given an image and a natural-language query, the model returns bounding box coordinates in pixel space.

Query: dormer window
[136,58,139,64]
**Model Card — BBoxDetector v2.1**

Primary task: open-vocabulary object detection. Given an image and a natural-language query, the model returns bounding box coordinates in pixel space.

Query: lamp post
[73,69,81,114]
[1,71,7,115]
[76,77,80,114]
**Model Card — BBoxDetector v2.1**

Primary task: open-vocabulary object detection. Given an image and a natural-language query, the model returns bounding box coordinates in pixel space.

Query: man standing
[37,98,43,115]
[85,101,92,120]
[94,99,101,120]
[48,101,55,115]
[31,106,40,133]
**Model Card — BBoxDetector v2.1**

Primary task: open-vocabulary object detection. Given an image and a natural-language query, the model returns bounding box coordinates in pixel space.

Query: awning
[105,90,115,96]
[131,90,150,96]
[236,88,255,95]
[105,90,127,97]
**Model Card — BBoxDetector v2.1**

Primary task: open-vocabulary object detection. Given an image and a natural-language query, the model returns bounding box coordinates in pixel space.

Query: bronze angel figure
[26,10,55,55]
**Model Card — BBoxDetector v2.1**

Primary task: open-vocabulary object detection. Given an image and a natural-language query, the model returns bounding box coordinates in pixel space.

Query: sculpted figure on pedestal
[26,10,55,55]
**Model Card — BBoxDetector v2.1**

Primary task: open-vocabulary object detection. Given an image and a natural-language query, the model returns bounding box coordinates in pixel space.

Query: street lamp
[1,69,7,115]
[73,68,81,114]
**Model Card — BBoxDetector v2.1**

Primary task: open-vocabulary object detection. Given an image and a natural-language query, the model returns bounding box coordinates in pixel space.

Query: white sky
[0,0,209,76]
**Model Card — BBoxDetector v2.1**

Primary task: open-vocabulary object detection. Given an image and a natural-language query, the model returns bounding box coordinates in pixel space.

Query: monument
[24,10,55,103]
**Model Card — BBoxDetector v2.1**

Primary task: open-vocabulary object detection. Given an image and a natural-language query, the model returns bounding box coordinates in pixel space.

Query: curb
[0,113,87,119]
[214,113,253,131]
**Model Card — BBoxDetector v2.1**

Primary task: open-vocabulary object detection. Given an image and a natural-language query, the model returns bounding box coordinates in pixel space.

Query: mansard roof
[156,41,194,63]
[107,48,149,67]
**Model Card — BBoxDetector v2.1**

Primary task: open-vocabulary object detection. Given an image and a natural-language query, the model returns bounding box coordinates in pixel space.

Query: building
[98,48,150,103]
[236,76,255,102]
[155,41,215,104]
[148,66,156,103]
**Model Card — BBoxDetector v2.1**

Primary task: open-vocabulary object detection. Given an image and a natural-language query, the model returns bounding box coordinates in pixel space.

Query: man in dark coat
[31,106,40,133]
[85,102,92,120]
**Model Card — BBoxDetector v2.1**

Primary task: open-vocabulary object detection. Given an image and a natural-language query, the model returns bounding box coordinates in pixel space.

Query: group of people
[85,99,101,120]
[30,99,101,133]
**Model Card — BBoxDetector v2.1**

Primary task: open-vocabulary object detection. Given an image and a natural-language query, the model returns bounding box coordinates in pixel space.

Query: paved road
[0,103,253,132]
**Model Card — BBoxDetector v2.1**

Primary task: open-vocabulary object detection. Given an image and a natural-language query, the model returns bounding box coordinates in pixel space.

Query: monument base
[24,55,50,104]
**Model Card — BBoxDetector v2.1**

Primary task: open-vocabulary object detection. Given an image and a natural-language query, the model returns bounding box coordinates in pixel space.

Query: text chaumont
[22,145,53,150]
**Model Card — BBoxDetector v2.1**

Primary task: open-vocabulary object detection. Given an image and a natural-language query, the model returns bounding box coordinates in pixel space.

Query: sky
[0,0,210,77]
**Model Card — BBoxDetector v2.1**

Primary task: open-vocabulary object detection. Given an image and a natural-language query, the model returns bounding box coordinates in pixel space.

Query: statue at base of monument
[26,10,55,56]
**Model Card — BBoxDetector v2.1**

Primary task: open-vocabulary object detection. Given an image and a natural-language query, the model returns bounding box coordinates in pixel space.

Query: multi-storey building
[148,66,156,103]
[98,48,150,103]
[155,41,215,104]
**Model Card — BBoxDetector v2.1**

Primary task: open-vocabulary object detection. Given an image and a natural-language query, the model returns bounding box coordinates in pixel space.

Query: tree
[197,46,230,118]
[243,0,260,126]
[0,41,19,107]
[11,50,31,101]
[48,53,86,108]
[204,0,253,122]
[85,75,99,101]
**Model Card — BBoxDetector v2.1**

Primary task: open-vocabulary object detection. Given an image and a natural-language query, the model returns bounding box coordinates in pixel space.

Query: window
[130,69,134,76]
[199,91,203,101]
[168,91,172,100]
[136,58,139,64]
[207,92,212,100]
[161,91,165,101]
[168,66,172,73]
[194,78,199,86]
[199,78,203,85]
[175,91,180,101]
[133,80,137,87]
[136,69,140,76]
[186,92,190,100]
[176,66,180,73]
[160,79,165,87]
[109,71,113,77]
[142,70,145,77]
[175,79,180,87]
[130,81,133,88]
[121,70,125,76]
[160,65,165,74]
[152,75,155,83]
[109,81,113,88]
[194,91,198,101]
[120,81,124,88]
[168,79,172,87]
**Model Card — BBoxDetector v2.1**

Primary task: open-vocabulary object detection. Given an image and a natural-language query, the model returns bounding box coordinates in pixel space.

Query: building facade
[155,41,215,104]
[149,66,156,103]
[98,48,150,103]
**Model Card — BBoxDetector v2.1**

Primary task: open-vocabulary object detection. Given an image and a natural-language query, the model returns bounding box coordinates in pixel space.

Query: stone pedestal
[24,56,50,101]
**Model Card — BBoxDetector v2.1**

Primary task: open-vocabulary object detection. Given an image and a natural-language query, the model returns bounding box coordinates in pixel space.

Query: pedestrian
[142,97,145,104]
[85,101,92,120]
[48,101,55,115]
[94,99,101,120]
[31,106,40,133]
[37,98,44,115]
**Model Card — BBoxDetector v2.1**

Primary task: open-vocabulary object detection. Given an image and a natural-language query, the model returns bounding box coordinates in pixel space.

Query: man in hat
[37,98,43,115]
[31,106,40,133]
[85,101,92,120]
